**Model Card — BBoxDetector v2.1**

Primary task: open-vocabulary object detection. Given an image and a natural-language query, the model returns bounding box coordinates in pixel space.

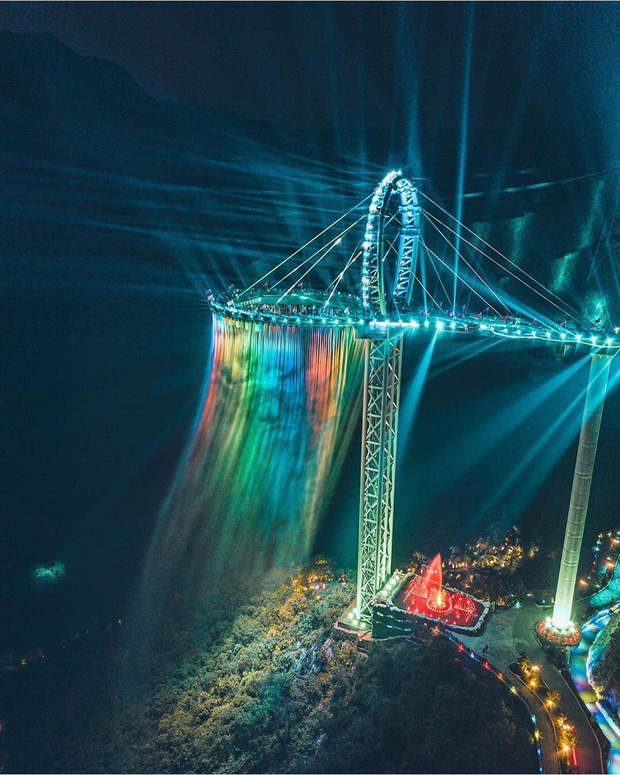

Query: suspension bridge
[206,170,618,640]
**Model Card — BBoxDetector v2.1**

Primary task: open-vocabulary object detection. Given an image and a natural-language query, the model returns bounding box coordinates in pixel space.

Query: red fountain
[399,553,484,629]
[421,554,451,612]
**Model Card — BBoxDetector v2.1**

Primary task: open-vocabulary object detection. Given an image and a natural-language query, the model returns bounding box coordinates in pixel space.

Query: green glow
[585,289,607,324]
[32,561,66,585]
[551,251,578,294]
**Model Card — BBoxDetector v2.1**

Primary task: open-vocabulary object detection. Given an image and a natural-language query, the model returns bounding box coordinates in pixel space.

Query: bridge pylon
[355,330,403,626]
[538,352,612,645]
[347,170,420,629]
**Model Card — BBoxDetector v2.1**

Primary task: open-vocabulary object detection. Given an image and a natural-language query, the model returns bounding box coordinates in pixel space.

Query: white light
[450,321,456,329]
[410,320,420,328]
[517,329,522,335]
[335,237,342,245]
[576,334,582,341]
[591,335,597,343]
[479,323,488,330]
[546,331,551,338]
[607,338,613,345]
[362,241,371,250]
[561,332,566,339]
[436,320,444,330]
[424,320,430,328]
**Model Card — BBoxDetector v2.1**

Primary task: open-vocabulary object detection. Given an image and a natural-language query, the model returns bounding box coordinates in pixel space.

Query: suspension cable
[419,190,582,318]
[424,242,453,308]
[424,213,510,315]
[423,208,581,325]
[412,271,443,312]
[421,238,502,317]
[276,218,363,303]
[270,214,365,294]
[237,192,372,298]
[325,250,362,306]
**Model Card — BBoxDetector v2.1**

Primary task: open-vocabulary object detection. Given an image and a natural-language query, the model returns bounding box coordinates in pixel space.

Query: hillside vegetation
[3,560,538,773]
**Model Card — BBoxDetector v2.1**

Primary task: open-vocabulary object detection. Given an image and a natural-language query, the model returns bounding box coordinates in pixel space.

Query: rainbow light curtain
[170,316,364,579]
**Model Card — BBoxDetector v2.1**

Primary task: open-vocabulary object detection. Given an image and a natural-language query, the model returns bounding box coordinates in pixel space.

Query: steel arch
[361,170,421,317]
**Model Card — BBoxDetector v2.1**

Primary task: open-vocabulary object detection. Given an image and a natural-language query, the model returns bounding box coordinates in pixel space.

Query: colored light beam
[453,4,475,313]
[141,316,364,602]
[398,334,437,461]
[478,355,620,517]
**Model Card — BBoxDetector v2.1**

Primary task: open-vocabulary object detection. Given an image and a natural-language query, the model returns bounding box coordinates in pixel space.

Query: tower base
[536,617,581,646]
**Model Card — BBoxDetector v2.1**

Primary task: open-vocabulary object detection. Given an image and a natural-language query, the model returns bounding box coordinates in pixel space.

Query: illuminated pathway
[569,605,620,772]
[457,602,604,774]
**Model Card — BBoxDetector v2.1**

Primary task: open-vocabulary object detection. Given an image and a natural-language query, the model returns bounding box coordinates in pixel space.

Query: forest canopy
[2,559,538,773]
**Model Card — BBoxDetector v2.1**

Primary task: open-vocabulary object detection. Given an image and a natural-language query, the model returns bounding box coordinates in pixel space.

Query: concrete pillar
[551,354,612,632]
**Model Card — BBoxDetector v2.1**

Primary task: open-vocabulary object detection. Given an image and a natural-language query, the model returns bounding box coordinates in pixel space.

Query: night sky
[2,2,620,656]
[1,2,619,172]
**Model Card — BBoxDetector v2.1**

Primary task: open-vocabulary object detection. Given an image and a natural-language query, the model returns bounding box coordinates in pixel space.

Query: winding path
[458,602,604,773]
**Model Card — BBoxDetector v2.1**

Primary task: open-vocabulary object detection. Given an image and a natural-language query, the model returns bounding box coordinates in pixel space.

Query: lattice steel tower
[355,171,421,626]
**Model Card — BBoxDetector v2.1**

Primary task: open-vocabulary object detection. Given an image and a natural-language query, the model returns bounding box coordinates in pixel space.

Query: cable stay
[419,190,583,320]
[422,207,582,327]
[420,238,503,318]
[237,192,372,298]
[423,212,511,316]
